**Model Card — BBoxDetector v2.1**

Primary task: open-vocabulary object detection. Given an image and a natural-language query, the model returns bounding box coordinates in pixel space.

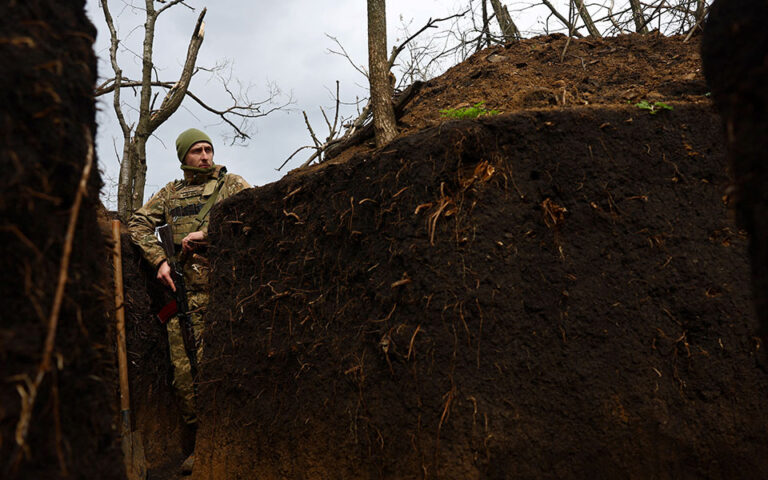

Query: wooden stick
[112,220,147,480]
[112,219,131,414]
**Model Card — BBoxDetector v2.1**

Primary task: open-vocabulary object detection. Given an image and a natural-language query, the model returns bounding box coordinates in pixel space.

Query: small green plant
[440,102,500,119]
[635,100,673,115]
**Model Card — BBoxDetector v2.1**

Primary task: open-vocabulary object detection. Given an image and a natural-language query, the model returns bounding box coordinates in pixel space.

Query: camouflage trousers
[166,290,207,425]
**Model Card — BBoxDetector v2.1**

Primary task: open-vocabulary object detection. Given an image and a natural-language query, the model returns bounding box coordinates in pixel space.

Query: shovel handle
[112,220,130,413]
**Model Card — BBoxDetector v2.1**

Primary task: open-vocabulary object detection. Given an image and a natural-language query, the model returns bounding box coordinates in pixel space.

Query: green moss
[440,102,500,119]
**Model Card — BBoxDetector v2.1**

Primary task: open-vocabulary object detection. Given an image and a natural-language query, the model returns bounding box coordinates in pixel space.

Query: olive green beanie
[175,128,213,163]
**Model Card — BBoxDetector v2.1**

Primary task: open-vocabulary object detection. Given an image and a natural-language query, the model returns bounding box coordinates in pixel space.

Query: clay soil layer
[198,101,768,478]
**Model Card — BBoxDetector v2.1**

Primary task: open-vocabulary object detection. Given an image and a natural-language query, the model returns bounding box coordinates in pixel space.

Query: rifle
[157,224,198,381]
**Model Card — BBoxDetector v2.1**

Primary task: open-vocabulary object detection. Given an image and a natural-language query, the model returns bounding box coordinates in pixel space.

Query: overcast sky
[86,1,462,207]
[85,1,573,208]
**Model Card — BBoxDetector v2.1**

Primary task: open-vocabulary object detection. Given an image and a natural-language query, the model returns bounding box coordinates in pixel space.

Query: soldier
[128,128,251,474]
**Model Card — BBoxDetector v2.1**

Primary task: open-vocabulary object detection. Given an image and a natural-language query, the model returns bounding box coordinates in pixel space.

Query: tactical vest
[166,169,226,290]
[166,169,226,247]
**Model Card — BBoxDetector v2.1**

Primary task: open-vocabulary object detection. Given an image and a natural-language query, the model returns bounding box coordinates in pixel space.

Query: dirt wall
[117,234,194,477]
[197,104,768,479]
[702,0,768,336]
[0,2,122,478]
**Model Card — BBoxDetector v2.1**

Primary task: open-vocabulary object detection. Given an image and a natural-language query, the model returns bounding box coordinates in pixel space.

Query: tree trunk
[117,137,148,218]
[368,0,397,147]
[130,137,148,213]
[541,0,584,38]
[629,0,649,33]
[116,141,133,220]
[489,0,521,42]
[695,0,707,25]
[110,4,207,219]
[481,0,492,49]
[574,0,602,37]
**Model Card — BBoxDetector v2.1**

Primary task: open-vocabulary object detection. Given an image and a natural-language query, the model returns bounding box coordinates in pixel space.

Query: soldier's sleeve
[128,183,172,269]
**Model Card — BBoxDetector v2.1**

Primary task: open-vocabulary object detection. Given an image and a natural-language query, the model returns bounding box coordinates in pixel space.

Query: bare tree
[284,0,712,170]
[489,0,522,41]
[97,0,286,219]
[480,0,493,49]
[538,0,713,37]
[541,0,585,37]
[282,12,468,170]
[574,0,603,37]
[629,0,650,33]
[368,0,398,147]
[694,0,707,23]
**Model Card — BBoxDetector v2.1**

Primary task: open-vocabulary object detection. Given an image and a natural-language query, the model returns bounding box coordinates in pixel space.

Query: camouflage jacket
[128,164,250,289]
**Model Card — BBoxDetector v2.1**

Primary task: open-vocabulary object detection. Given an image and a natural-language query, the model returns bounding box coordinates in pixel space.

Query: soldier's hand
[157,260,176,292]
[182,231,206,253]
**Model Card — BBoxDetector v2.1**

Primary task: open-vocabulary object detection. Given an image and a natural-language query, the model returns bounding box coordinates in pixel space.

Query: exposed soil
[6,14,762,478]
[0,1,122,478]
[702,0,768,335]
[185,34,768,480]
[329,33,708,166]
[403,33,707,127]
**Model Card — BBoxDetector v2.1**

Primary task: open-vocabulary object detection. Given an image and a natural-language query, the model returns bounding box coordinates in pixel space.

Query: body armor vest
[166,171,224,247]
[166,170,225,290]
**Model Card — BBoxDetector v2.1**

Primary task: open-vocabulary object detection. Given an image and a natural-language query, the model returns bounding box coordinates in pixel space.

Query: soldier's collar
[181,164,226,184]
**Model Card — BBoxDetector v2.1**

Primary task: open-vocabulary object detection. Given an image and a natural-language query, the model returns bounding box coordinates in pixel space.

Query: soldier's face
[184,142,213,168]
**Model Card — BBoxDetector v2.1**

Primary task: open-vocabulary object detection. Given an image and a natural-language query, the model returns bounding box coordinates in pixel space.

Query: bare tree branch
[574,0,603,37]
[605,0,629,33]
[157,0,191,16]
[684,3,709,41]
[184,88,291,143]
[148,8,206,131]
[561,0,576,61]
[336,10,472,157]
[100,0,131,140]
[489,0,522,41]
[637,0,668,33]
[278,145,316,171]
[279,82,343,171]
[101,0,135,219]
[326,34,369,78]
[542,0,585,38]
[388,10,471,68]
